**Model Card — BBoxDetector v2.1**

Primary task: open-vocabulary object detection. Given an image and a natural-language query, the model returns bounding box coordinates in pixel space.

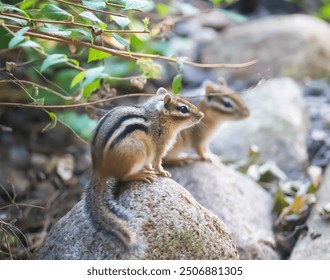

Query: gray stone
[211,78,309,174]
[202,14,330,81]
[290,164,330,259]
[168,162,279,259]
[39,178,238,260]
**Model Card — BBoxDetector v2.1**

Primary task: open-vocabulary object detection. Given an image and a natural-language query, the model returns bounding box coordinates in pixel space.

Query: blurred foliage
[0,0,181,140]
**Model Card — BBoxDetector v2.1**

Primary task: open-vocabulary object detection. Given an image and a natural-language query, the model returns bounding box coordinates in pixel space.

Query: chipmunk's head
[202,78,250,120]
[156,87,204,128]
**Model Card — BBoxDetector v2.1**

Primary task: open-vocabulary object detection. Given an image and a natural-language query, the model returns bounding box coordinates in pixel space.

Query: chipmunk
[164,78,250,166]
[84,87,204,248]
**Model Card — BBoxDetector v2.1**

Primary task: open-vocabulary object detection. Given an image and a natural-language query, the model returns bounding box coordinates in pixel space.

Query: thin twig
[6,24,258,69]
[0,80,74,100]
[0,93,155,108]
[0,12,149,34]
[53,0,128,17]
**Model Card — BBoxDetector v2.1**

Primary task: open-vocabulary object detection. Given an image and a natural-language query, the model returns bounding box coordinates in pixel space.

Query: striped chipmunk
[164,77,250,166]
[84,87,204,248]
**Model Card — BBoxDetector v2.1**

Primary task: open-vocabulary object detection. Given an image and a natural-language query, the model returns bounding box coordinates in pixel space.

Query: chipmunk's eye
[177,105,189,114]
[221,98,233,108]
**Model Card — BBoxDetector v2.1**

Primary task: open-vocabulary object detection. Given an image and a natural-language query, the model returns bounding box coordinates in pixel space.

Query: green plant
[0,0,254,140]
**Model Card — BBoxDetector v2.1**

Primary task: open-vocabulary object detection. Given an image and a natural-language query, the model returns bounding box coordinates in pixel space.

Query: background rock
[290,164,330,259]
[202,14,330,81]
[39,178,238,260]
[211,78,309,175]
[168,162,279,259]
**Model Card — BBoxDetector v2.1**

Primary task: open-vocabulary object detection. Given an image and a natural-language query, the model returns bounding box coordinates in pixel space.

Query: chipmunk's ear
[156,87,168,96]
[217,77,227,87]
[205,82,216,95]
[163,93,173,108]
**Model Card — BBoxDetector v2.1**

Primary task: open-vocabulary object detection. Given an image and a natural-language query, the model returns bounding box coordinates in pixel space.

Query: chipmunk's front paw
[202,153,220,165]
[157,168,172,178]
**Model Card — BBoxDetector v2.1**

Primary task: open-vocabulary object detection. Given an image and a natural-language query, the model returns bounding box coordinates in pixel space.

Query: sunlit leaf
[172,73,183,94]
[40,54,68,72]
[83,66,108,86]
[39,26,72,37]
[136,58,161,79]
[42,112,58,132]
[0,3,29,17]
[19,0,35,10]
[124,0,150,11]
[68,28,93,41]
[111,15,130,29]
[40,4,73,21]
[112,33,129,49]
[83,79,101,98]
[82,0,106,10]
[19,40,42,49]
[80,11,107,29]
[88,48,111,62]
[8,36,26,48]
[155,3,170,16]
[71,71,86,88]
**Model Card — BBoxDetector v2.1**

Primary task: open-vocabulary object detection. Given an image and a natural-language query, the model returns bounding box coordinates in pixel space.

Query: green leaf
[57,111,97,141]
[1,3,28,17]
[124,0,150,11]
[136,58,161,79]
[8,36,26,48]
[83,66,108,86]
[71,71,86,88]
[83,79,100,98]
[80,11,107,29]
[40,4,73,21]
[88,48,111,62]
[111,15,130,29]
[18,40,42,49]
[39,26,72,37]
[155,3,170,16]
[82,0,106,10]
[141,17,149,30]
[40,54,68,72]
[42,112,58,132]
[0,15,27,26]
[19,0,35,10]
[172,73,183,94]
[273,187,290,215]
[68,59,79,67]
[68,27,93,41]
[307,182,317,194]
[112,33,129,49]
[15,26,30,37]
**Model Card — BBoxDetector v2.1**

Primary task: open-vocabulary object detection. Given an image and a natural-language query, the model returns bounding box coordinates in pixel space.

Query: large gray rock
[290,165,330,259]
[39,178,238,260]
[169,162,279,259]
[202,14,330,81]
[211,78,309,174]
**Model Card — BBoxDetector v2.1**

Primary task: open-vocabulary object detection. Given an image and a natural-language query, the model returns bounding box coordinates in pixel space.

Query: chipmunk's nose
[196,111,204,121]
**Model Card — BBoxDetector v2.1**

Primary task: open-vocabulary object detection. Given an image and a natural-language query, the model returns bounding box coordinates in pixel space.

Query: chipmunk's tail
[85,175,136,247]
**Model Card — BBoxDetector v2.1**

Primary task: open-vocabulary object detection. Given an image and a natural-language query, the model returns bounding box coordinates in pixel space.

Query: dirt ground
[0,107,89,259]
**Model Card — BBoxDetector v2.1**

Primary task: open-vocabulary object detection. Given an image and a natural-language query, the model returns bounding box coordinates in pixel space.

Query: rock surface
[168,162,279,260]
[290,164,330,259]
[38,178,238,260]
[211,78,309,174]
[202,14,330,81]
